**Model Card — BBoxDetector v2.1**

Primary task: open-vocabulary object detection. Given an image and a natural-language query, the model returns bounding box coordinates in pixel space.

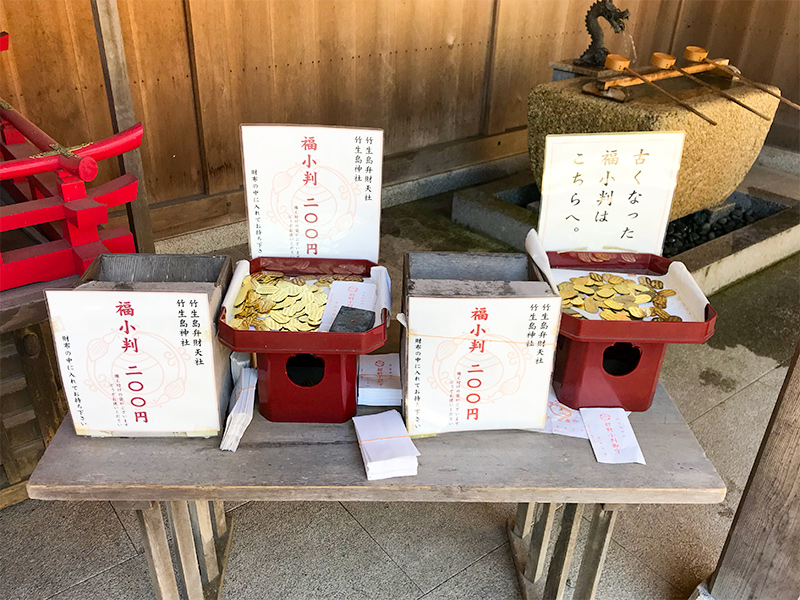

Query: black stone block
[330,306,376,333]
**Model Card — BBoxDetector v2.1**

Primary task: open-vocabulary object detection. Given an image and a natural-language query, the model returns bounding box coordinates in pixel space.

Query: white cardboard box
[45,254,233,437]
[401,230,561,435]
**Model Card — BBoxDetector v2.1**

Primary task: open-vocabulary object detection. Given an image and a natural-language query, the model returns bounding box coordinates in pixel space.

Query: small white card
[580,407,646,464]
[241,124,383,262]
[318,281,377,332]
[539,131,684,254]
[544,388,588,439]
[358,354,402,407]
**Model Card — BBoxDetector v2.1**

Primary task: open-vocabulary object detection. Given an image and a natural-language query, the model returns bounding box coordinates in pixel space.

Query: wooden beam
[90,0,155,253]
[12,321,67,446]
[709,342,800,600]
[542,503,584,600]
[0,480,28,509]
[138,501,181,600]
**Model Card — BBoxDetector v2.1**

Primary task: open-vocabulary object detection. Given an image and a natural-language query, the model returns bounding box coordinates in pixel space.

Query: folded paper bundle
[358,354,402,406]
[352,410,420,480]
[220,366,257,452]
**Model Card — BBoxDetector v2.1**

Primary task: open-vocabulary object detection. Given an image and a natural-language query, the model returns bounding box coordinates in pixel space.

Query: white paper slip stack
[220,367,257,452]
[352,410,420,480]
[358,354,402,406]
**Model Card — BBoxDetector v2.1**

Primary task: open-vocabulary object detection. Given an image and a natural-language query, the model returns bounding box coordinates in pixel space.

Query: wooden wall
[1,0,797,240]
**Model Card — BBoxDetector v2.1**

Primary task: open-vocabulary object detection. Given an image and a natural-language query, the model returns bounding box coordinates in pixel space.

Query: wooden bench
[28,381,724,600]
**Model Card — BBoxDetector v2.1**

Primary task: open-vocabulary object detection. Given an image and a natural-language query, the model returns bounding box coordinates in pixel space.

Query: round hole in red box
[286,353,325,387]
[602,342,642,376]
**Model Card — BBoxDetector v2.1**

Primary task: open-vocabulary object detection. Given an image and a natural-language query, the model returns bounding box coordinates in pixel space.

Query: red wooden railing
[0,32,144,291]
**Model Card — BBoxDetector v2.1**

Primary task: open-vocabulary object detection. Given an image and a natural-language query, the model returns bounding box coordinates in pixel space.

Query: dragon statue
[574,0,630,68]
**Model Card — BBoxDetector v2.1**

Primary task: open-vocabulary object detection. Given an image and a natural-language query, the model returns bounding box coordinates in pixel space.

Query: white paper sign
[539,131,684,254]
[46,291,221,436]
[405,297,561,435]
[580,407,646,464]
[241,124,383,262]
[318,281,377,332]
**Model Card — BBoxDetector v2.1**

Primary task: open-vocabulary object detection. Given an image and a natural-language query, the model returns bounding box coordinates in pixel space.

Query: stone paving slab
[48,556,154,600]
[219,501,421,600]
[612,368,786,595]
[418,545,522,600]
[0,501,136,600]
[342,502,513,594]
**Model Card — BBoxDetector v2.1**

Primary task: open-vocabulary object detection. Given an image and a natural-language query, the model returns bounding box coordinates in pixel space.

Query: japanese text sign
[241,124,384,262]
[404,296,560,435]
[538,131,684,254]
[46,291,220,436]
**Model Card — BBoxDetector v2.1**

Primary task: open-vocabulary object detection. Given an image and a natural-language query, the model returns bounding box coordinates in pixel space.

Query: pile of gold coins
[228,270,363,332]
[558,272,682,322]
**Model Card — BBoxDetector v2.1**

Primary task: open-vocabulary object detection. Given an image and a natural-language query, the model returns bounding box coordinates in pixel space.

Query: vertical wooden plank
[572,504,618,600]
[542,503,584,600]
[452,0,495,142]
[90,0,155,253]
[167,500,205,600]
[524,501,556,583]
[479,0,501,135]
[137,501,180,600]
[513,502,536,538]
[316,0,357,128]
[709,342,800,600]
[0,417,22,484]
[115,0,204,203]
[188,500,220,584]
[212,500,227,538]
[487,0,586,134]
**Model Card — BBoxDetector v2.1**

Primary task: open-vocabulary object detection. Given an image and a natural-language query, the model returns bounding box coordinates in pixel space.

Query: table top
[28,382,725,505]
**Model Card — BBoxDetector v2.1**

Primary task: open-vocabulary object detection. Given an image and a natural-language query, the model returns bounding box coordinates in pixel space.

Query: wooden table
[28,383,724,600]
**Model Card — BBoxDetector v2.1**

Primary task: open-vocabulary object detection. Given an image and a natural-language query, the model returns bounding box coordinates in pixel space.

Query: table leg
[211,501,227,538]
[189,501,220,583]
[507,503,538,572]
[168,500,206,599]
[136,502,180,600]
[572,504,619,600]
[542,503,584,600]
[524,502,557,583]
[167,500,234,600]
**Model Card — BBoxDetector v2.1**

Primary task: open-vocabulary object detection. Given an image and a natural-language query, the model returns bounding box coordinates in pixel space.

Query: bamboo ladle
[650,52,770,120]
[684,46,800,111]
[604,54,717,125]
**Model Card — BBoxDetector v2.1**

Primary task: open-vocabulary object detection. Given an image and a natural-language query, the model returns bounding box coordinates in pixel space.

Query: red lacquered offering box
[548,251,716,411]
[217,256,387,423]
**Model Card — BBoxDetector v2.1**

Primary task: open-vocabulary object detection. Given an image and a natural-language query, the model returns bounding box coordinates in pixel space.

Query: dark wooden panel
[710,343,800,600]
[185,0,494,195]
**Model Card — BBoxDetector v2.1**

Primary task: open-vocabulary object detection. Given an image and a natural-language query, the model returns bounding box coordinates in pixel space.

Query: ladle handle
[623,67,718,126]
[674,66,771,120]
[704,60,800,111]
